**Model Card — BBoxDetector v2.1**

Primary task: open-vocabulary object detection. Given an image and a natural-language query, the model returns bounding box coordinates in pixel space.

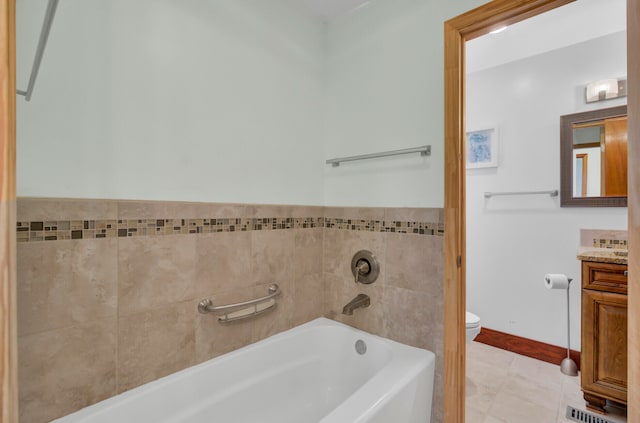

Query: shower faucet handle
[350,250,379,285]
[354,259,370,284]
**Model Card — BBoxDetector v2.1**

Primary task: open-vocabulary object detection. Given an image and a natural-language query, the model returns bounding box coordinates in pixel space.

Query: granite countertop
[577,247,628,265]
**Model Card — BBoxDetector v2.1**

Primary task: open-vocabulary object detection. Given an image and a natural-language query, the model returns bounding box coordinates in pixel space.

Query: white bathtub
[53,318,435,423]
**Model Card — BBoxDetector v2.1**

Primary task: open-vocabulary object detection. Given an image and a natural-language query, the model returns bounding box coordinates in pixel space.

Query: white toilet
[466,311,481,343]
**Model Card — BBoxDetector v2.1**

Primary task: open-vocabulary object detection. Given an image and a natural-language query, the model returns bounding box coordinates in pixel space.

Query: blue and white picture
[466,128,498,168]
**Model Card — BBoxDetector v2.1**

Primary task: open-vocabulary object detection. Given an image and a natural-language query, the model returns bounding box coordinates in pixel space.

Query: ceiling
[302,0,371,21]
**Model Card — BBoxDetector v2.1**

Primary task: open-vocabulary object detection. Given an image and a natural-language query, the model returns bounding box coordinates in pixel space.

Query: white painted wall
[17,0,326,205]
[323,0,484,207]
[466,31,628,349]
[18,0,487,207]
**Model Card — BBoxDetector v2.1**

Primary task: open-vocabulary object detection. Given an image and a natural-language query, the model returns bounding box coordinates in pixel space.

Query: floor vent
[566,406,617,423]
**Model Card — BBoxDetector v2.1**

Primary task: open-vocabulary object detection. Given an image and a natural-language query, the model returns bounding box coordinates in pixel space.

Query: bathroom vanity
[578,249,627,414]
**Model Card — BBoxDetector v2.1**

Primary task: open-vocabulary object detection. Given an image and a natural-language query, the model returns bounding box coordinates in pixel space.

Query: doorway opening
[444,1,590,422]
[444,0,639,420]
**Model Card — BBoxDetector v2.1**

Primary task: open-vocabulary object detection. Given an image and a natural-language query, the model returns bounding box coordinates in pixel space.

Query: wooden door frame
[0,0,17,421]
[441,0,640,421]
[627,0,639,420]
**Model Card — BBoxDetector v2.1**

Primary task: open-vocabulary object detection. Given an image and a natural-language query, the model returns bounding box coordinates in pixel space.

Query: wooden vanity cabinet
[581,261,627,413]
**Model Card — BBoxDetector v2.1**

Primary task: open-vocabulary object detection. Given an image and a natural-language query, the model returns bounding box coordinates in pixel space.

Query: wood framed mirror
[560,105,628,207]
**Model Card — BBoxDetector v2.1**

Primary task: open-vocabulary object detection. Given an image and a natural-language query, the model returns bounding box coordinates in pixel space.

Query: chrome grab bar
[217,301,277,324]
[198,284,281,323]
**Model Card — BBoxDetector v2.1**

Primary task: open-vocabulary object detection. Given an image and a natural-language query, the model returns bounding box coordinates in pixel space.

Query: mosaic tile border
[16,217,323,242]
[592,238,628,250]
[324,217,444,236]
[16,215,443,242]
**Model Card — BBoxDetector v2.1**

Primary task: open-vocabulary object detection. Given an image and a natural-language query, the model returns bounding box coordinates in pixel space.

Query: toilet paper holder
[544,273,578,376]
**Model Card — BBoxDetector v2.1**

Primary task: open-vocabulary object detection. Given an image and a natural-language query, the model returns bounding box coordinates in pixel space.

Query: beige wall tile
[117,301,195,392]
[117,200,247,219]
[18,318,117,423]
[293,205,325,218]
[251,282,293,342]
[386,233,442,292]
[384,207,441,223]
[323,272,342,319]
[196,203,250,219]
[195,289,254,363]
[118,235,197,316]
[245,204,296,218]
[323,206,385,220]
[292,272,324,327]
[195,232,252,297]
[322,228,345,276]
[432,356,444,423]
[18,239,117,336]
[293,228,324,277]
[251,230,294,287]
[244,204,324,218]
[17,197,117,221]
[383,286,442,349]
[382,284,443,423]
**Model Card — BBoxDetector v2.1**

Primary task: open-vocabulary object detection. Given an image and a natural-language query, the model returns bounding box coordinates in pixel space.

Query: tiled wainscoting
[16,198,444,423]
[323,206,445,423]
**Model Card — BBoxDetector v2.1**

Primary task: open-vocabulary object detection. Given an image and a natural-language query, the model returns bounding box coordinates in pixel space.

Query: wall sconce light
[585,78,627,103]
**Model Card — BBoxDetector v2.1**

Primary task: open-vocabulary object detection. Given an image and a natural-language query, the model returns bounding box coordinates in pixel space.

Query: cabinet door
[582,289,627,403]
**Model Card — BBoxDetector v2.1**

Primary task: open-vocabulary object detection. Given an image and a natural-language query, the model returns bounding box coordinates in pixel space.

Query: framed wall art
[466,128,498,168]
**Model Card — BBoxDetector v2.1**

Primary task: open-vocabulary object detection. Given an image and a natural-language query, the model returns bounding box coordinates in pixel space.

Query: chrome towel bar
[17,0,59,101]
[484,189,558,198]
[198,284,281,323]
[326,145,431,167]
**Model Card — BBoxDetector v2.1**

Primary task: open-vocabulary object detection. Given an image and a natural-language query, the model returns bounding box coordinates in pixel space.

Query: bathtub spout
[342,294,370,315]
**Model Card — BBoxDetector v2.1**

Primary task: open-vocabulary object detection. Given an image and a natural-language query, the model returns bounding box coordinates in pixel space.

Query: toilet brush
[560,278,578,376]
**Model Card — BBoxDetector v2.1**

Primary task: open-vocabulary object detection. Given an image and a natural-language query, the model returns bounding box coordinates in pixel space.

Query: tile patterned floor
[466,341,627,423]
